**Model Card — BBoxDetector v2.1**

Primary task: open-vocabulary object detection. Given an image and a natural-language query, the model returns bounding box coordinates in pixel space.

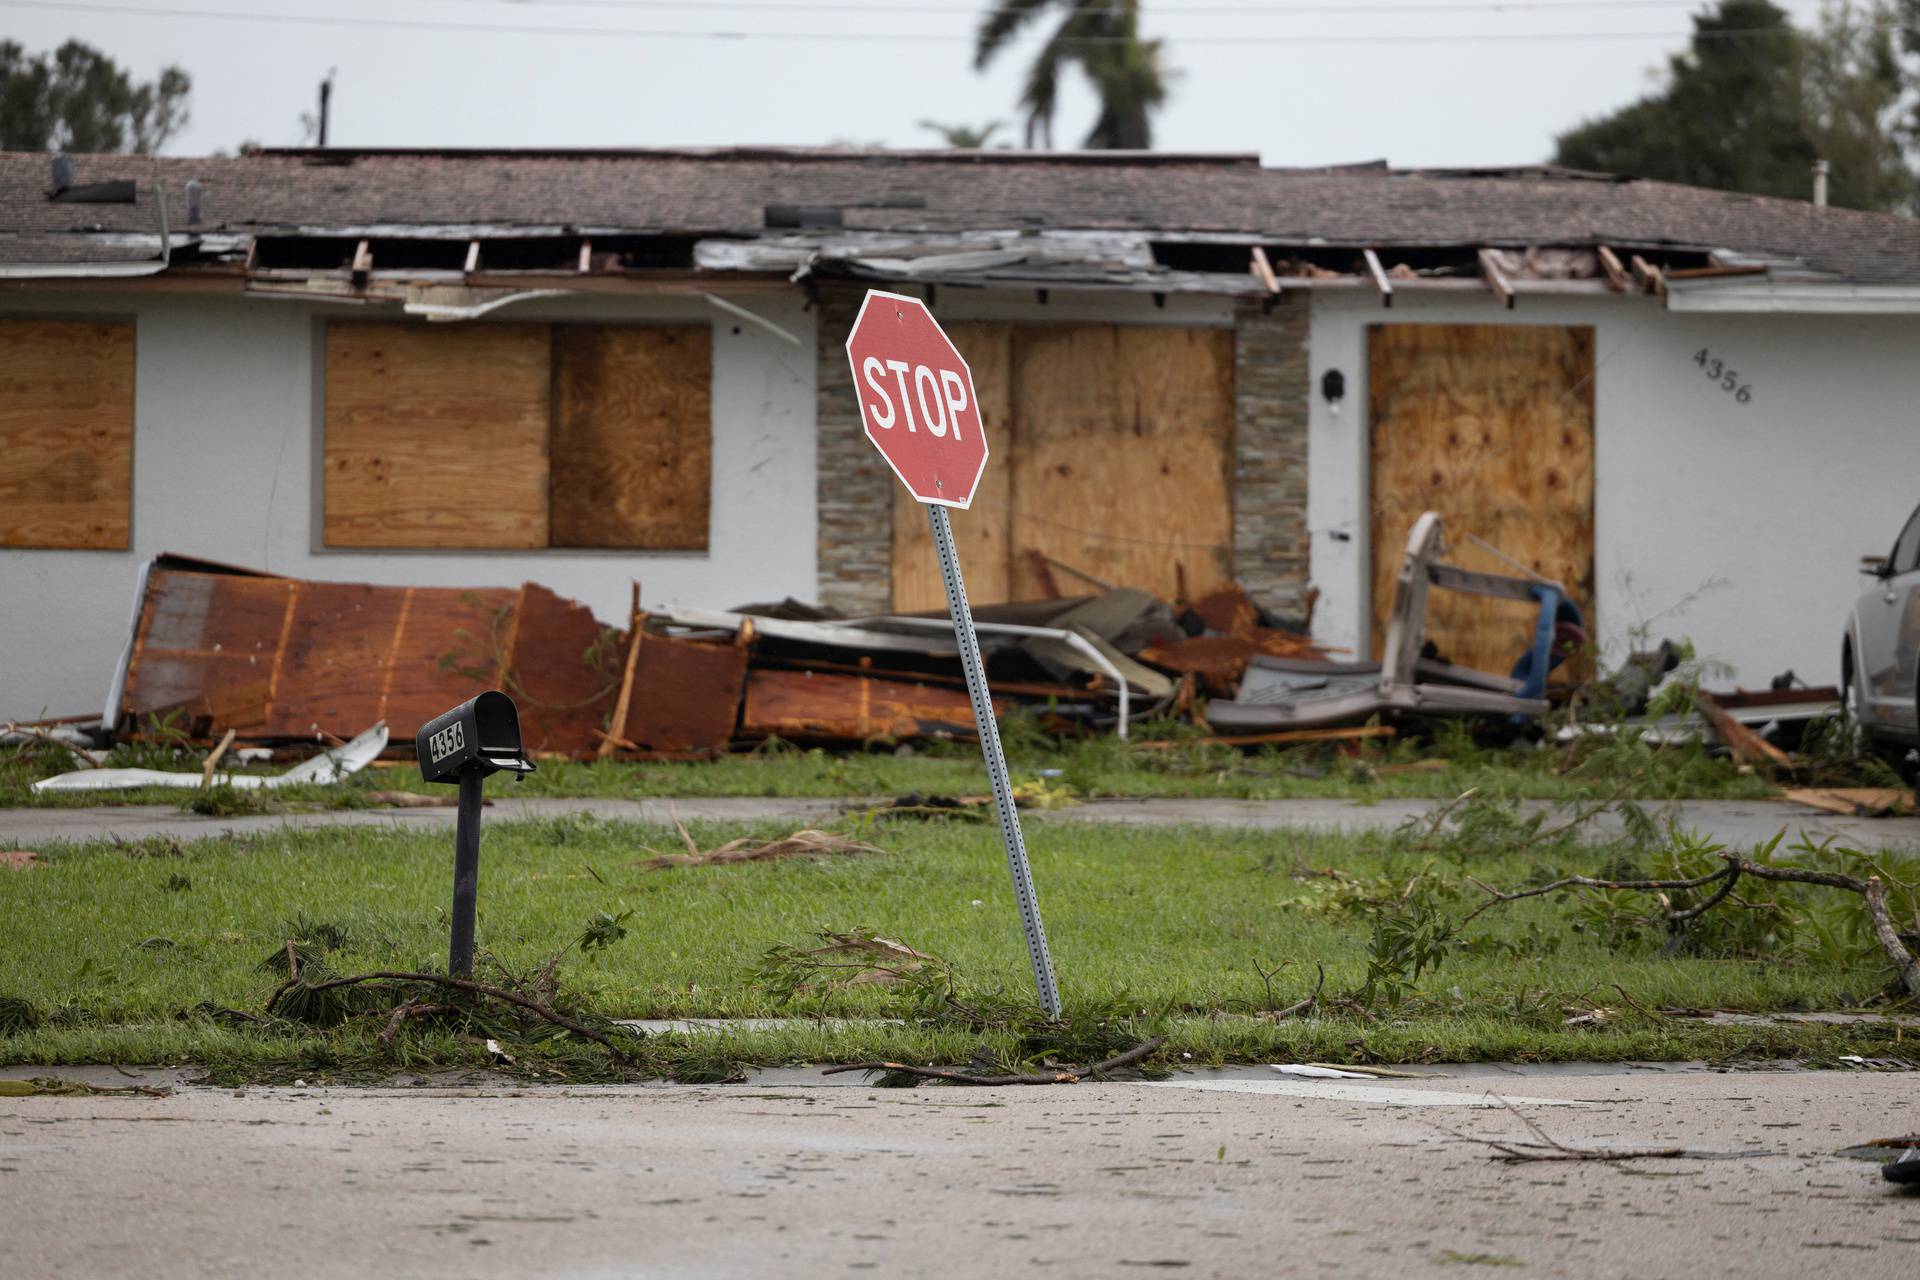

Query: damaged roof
[4,145,1918,288]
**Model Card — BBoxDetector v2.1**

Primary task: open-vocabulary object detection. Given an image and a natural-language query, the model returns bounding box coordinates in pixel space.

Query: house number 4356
[1693,348,1753,404]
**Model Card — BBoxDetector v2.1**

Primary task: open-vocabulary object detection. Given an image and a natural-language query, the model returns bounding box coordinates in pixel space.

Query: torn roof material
[3,148,1918,294]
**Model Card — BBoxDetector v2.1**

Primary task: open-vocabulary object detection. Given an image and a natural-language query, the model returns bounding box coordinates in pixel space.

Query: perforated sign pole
[845,288,1061,1020]
[928,504,1062,1020]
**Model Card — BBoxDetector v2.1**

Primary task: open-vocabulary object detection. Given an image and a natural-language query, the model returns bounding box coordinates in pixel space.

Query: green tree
[973,0,1171,149]
[1556,1,1912,211]
[1554,1,1813,197]
[0,40,190,154]
[1798,2,1913,212]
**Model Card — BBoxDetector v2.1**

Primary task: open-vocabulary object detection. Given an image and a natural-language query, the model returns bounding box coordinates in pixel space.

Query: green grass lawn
[1,720,1782,811]
[1,808,1911,1082]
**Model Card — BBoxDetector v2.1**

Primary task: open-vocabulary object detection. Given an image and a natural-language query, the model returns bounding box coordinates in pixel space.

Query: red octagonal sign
[845,289,988,509]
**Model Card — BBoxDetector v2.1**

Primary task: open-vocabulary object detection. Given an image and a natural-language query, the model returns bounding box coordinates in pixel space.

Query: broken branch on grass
[642,828,884,871]
[265,970,640,1063]
[1464,853,1920,999]
[821,1036,1167,1086]
[378,1001,455,1046]
[1265,962,1326,1020]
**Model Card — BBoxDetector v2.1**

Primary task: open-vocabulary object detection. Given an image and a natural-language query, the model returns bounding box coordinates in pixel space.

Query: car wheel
[1840,643,1868,753]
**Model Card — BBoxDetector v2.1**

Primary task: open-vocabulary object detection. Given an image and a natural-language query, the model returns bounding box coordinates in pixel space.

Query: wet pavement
[4,794,1918,853]
[4,1063,1915,1279]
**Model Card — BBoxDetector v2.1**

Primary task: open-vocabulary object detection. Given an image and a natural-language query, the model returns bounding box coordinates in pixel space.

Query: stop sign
[844,289,988,508]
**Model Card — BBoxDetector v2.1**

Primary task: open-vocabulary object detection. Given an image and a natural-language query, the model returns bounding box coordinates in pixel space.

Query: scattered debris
[32,723,388,793]
[1781,788,1916,818]
[1439,1098,1691,1164]
[641,827,886,871]
[1885,1145,1920,1185]
[1202,513,1579,734]
[363,790,478,809]
[821,1036,1165,1086]
[0,1077,170,1098]
[1,850,43,870]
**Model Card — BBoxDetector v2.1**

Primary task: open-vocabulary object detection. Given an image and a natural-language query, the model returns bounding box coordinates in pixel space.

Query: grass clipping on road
[0,794,1916,1084]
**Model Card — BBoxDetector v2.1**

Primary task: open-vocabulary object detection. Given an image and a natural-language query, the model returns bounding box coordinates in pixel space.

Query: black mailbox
[415,691,535,784]
[415,691,534,978]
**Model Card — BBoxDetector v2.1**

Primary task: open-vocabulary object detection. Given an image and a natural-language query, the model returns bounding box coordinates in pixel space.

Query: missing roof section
[1150,240,1715,282]
[249,233,701,274]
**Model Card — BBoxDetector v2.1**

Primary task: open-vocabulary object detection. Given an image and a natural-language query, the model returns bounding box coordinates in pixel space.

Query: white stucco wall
[1306,289,1920,687]
[0,289,817,723]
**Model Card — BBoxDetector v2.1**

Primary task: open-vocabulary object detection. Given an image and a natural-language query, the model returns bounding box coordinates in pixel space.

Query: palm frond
[975,0,1059,70]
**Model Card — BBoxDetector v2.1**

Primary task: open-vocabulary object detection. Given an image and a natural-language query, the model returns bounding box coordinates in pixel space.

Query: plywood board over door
[1010,326,1235,604]
[1368,324,1595,674]
[890,322,1014,613]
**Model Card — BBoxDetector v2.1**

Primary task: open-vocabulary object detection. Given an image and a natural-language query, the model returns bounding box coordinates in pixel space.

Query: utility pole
[318,69,335,147]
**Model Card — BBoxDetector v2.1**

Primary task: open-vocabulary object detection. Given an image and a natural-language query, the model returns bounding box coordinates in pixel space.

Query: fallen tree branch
[1466,854,1920,999]
[821,1036,1166,1086]
[1268,962,1326,1020]
[1439,1096,1687,1163]
[265,970,640,1063]
[1460,867,1730,928]
[378,1001,454,1046]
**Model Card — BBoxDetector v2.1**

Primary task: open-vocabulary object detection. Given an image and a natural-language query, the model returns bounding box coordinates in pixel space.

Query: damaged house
[4,146,1920,733]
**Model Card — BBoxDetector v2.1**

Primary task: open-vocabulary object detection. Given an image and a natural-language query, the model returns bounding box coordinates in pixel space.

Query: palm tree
[918,118,1007,148]
[974,1,1171,149]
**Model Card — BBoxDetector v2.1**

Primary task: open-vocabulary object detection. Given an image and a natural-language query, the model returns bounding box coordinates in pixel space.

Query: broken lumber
[1695,690,1793,772]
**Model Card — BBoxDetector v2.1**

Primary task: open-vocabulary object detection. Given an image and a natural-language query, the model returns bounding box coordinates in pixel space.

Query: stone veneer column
[1231,294,1312,616]
[814,285,895,613]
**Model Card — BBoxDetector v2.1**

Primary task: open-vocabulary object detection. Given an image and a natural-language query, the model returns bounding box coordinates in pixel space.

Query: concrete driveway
[4,1065,1914,1279]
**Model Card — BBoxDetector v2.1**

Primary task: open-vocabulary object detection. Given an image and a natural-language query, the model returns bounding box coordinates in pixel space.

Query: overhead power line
[0,0,1870,44]
[410,0,1829,15]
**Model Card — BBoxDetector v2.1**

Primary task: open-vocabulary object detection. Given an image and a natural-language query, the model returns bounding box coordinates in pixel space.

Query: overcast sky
[2,0,1834,165]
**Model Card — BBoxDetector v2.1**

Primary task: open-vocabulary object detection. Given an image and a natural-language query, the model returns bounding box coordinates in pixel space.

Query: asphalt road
[5,1065,1915,1279]
[5,795,1920,853]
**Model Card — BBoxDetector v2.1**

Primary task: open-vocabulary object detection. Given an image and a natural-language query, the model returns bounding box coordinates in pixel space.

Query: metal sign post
[844,288,1063,1019]
[928,504,1062,1019]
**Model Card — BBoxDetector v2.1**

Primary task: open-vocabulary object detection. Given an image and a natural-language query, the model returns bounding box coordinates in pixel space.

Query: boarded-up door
[890,323,1015,611]
[1368,324,1595,673]
[890,324,1234,612]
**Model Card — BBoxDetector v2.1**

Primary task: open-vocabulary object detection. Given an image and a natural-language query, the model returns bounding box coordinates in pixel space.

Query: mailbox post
[415,691,535,978]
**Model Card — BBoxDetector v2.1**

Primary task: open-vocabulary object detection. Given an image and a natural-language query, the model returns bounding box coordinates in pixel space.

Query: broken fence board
[620,632,748,752]
[741,669,1004,742]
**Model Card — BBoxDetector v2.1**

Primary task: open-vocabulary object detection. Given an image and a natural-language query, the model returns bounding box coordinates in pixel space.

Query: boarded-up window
[0,318,134,549]
[322,321,710,550]
[550,324,710,550]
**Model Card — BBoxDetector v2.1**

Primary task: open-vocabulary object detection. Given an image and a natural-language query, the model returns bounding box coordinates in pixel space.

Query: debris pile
[13,516,1867,772]
[52,552,1342,760]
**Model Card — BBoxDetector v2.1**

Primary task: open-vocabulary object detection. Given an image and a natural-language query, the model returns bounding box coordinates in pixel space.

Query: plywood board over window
[550,324,711,550]
[887,323,1235,613]
[0,318,134,549]
[1368,323,1596,674]
[324,322,551,549]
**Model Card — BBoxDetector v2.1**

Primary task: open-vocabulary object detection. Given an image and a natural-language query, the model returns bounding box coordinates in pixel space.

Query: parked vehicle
[1842,502,1920,763]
